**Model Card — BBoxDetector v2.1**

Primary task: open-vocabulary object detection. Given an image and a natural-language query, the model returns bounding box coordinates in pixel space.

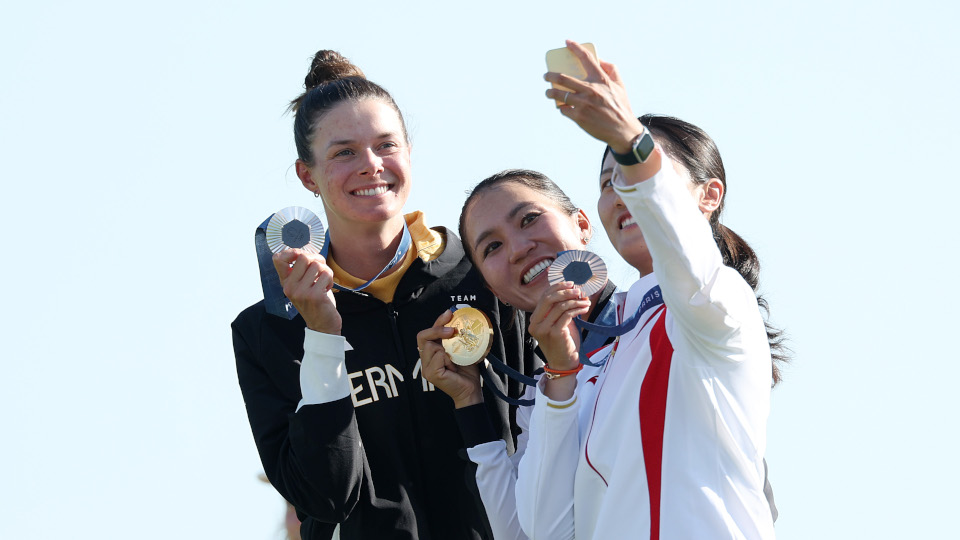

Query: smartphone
[545,43,597,106]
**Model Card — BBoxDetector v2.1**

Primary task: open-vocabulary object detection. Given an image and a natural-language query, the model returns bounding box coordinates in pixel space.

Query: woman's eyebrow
[472,202,531,252]
[326,132,397,149]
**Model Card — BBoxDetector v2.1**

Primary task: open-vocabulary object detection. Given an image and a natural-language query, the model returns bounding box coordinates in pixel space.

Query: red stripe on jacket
[639,306,672,540]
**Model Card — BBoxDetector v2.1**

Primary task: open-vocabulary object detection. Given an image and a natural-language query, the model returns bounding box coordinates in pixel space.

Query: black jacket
[232,227,538,540]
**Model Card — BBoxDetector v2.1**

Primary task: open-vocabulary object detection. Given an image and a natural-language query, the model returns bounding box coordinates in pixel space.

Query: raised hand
[272,248,342,335]
[528,282,592,371]
[543,40,646,155]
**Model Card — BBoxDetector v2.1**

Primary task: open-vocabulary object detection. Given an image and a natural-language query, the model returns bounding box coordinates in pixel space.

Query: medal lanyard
[474,285,666,407]
[256,213,412,320]
[575,285,664,366]
[320,224,412,293]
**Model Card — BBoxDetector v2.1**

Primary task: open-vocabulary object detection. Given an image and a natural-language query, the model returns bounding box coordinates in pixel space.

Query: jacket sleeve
[613,163,763,358]
[458,382,538,540]
[515,379,579,540]
[233,319,364,524]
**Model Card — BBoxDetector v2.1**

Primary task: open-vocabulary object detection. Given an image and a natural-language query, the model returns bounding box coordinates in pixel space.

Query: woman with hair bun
[232,50,535,540]
[512,42,787,539]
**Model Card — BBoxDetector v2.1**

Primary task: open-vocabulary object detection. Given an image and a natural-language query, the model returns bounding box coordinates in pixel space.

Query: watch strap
[610,128,655,166]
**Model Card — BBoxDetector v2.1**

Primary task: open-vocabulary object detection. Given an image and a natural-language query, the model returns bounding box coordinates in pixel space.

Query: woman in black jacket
[232,50,536,540]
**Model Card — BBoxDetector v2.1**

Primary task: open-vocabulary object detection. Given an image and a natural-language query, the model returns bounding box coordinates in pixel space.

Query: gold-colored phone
[545,43,597,106]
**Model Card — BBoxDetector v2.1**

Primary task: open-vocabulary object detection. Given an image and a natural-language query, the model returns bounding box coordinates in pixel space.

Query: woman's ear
[295,160,319,195]
[697,178,724,218]
[576,209,592,244]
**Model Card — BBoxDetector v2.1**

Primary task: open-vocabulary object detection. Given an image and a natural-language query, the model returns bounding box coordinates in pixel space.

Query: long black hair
[604,114,789,385]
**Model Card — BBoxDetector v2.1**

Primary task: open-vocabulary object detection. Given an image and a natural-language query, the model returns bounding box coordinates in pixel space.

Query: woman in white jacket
[513,41,786,540]
[418,41,785,539]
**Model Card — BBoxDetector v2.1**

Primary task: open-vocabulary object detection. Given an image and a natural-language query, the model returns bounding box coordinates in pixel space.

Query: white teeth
[523,259,553,284]
[353,185,389,196]
[620,216,636,229]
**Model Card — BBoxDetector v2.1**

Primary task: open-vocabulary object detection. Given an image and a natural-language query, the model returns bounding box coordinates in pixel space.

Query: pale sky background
[2,1,957,538]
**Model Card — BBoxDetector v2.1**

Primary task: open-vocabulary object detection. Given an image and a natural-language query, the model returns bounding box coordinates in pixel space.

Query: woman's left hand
[544,40,645,154]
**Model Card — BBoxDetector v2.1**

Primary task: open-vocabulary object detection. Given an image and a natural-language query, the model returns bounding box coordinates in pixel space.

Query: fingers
[416,326,456,354]
[274,249,334,299]
[538,295,591,329]
[599,60,622,84]
[417,317,457,383]
[528,283,590,370]
[543,72,592,95]
[416,310,456,368]
[417,311,455,349]
[530,282,590,326]
[565,39,604,79]
[271,249,298,280]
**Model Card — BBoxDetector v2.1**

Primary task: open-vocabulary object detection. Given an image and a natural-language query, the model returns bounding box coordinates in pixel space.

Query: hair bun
[304,50,365,90]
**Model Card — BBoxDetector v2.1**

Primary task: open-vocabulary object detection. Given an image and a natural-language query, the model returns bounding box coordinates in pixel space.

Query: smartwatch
[609,127,655,166]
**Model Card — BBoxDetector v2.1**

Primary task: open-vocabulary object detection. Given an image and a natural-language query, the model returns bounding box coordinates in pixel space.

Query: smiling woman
[231,50,537,540]
[511,41,787,540]
[459,169,593,313]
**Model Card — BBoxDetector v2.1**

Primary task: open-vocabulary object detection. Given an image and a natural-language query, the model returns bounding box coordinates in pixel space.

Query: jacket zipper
[385,303,406,360]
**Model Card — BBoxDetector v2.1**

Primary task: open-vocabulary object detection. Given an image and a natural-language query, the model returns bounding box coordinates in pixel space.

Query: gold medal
[442,307,494,366]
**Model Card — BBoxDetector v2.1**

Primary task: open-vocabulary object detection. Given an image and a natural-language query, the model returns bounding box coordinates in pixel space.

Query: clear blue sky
[2,1,957,538]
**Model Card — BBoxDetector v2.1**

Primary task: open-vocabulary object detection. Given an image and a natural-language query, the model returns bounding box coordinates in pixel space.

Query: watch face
[634,132,656,162]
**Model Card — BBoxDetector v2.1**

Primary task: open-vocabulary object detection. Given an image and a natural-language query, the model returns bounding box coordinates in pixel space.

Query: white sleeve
[516,380,579,540]
[613,162,759,354]
[465,385,535,540]
[296,329,352,411]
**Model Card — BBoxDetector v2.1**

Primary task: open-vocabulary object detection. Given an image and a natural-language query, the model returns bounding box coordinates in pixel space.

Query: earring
[314,191,320,198]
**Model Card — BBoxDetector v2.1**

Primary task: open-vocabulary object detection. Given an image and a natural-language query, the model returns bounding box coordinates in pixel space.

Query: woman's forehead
[472,181,554,207]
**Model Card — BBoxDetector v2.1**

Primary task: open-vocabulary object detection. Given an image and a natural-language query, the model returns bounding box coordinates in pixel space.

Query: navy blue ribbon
[462,286,666,405]
[255,212,412,319]
[480,357,535,407]
[574,285,664,366]
[255,215,298,319]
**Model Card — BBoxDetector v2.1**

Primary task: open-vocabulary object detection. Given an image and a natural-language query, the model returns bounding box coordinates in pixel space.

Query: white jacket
[515,162,776,540]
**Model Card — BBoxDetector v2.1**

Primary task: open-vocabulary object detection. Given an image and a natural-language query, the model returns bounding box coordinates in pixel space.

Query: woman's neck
[327,215,408,281]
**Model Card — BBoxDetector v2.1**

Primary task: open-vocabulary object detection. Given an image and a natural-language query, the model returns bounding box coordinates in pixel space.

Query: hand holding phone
[545,42,597,107]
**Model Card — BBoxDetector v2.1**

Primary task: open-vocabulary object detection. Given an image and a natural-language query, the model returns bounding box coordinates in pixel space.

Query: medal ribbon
[255,214,297,319]
[457,287,666,405]
[480,363,535,407]
[320,225,412,293]
[255,213,412,319]
[575,285,664,366]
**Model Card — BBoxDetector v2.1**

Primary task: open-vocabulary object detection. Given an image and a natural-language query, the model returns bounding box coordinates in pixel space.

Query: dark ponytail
[614,114,789,385]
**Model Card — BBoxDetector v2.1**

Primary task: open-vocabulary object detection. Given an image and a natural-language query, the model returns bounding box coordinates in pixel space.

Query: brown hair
[289,50,408,165]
